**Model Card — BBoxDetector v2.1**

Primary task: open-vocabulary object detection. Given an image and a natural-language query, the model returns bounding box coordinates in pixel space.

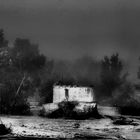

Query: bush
[113,81,140,116]
[10,97,31,115]
[58,101,78,118]
[44,101,102,119]
[44,101,78,119]
[118,106,140,116]
[74,104,102,119]
[118,99,140,116]
[0,81,30,115]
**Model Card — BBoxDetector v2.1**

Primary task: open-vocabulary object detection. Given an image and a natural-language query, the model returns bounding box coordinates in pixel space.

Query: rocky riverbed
[1,115,140,139]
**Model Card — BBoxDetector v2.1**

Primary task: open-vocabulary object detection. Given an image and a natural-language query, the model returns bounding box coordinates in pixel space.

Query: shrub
[39,107,46,117]
[117,99,140,116]
[40,101,78,119]
[44,101,102,119]
[10,97,31,115]
[0,81,30,115]
[113,81,140,116]
[58,101,78,118]
[75,104,102,119]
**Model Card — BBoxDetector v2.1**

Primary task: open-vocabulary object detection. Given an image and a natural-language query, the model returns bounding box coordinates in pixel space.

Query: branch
[15,73,26,97]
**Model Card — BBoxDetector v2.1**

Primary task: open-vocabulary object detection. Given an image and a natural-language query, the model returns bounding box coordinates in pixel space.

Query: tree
[0,29,8,48]
[0,30,48,114]
[0,30,31,115]
[0,29,10,69]
[137,57,140,79]
[10,38,46,96]
[100,53,123,97]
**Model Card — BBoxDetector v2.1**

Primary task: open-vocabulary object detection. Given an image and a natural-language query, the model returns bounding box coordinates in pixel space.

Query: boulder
[0,124,11,135]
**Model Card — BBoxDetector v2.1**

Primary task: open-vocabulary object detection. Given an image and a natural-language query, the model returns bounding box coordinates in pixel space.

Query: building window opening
[65,88,69,101]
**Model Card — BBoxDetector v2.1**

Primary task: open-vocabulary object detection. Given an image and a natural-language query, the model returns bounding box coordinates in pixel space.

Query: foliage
[0,30,46,115]
[11,38,46,73]
[137,57,140,79]
[117,94,140,116]
[45,101,78,119]
[0,81,30,115]
[39,79,54,104]
[112,81,140,116]
[76,104,102,119]
[43,101,102,119]
[113,81,135,105]
[99,53,123,97]
[10,38,46,96]
[0,29,10,68]
[58,101,78,114]
[118,103,140,116]
[1,28,139,117]
[0,29,8,48]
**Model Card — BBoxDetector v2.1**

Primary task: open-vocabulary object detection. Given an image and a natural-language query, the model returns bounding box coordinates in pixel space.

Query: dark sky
[0,0,140,80]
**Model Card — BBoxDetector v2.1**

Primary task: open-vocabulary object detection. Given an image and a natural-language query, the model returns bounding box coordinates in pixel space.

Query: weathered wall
[43,103,59,114]
[53,85,95,103]
[98,106,119,116]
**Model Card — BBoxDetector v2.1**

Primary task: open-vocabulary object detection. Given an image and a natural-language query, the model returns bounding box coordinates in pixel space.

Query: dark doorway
[65,89,69,101]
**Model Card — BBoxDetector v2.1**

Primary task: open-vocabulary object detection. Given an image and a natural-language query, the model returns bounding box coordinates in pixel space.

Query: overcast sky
[0,0,140,79]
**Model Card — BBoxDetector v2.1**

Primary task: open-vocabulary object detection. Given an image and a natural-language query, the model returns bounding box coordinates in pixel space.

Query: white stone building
[53,85,95,103]
[43,85,96,113]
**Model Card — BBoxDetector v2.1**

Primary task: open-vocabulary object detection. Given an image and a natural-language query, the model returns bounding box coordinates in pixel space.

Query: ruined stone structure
[42,85,119,116]
[53,85,95,103]
[43,85,96,114]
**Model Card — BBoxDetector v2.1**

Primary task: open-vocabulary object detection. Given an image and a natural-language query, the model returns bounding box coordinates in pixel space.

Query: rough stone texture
[43,103,59,113]
[75,102,96,112]
[53,85,95,103]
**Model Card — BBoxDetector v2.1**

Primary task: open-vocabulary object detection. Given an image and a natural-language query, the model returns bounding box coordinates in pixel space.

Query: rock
[86,127,91,129]
[21,124,26,127]
[112,127,119,130]
[40,123,44,126]
[0,124,11,135]
[74,133,119,139]
[131,122,139,126]
[73,123,80,128]
[135,126,140,132]
[113,116,133,125]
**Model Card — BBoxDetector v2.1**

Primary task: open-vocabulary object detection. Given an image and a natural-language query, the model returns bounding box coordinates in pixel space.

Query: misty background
[0,0,140,117]
[0,0,140,80]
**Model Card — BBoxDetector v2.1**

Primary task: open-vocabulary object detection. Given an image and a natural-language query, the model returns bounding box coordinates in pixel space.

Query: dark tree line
[0,29,48,114]
[100,53,123,97]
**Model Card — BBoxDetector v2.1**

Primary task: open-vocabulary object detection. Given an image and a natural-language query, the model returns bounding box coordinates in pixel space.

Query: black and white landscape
[0,0,140,140]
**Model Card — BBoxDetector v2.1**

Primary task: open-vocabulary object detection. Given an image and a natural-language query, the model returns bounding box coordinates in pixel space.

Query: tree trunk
[10,73,26,113]
[15,73,26,97]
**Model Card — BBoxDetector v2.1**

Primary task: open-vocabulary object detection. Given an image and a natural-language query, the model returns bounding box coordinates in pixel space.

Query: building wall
[53,85,95,103]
